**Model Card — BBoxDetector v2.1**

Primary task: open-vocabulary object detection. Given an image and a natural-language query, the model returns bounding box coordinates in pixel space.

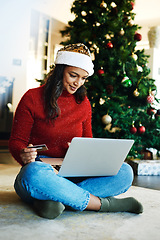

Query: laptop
[40,137,134,177]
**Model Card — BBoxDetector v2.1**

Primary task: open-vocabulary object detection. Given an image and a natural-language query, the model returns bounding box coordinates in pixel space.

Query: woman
[9,43,143,219]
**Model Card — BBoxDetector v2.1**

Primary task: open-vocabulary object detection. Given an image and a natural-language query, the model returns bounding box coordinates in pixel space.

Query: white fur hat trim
[55,51,94,76]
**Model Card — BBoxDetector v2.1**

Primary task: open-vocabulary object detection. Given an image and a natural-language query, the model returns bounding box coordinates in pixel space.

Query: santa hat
[55,43,94,76]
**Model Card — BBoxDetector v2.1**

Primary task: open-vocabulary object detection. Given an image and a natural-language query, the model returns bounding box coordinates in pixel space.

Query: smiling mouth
[69,85,77,91]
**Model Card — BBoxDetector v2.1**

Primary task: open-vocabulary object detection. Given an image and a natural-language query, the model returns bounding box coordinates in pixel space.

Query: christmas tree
[60,0,160,159]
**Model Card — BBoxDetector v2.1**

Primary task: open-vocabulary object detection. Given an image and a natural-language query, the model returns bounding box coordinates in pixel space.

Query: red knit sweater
[9,85,93,165]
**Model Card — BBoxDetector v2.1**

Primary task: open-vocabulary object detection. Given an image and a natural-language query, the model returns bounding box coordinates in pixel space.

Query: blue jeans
[14,161,133,211]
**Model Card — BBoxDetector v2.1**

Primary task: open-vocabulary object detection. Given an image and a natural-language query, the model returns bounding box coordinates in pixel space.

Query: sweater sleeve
[9,90,35,165]
[82,97,93,138]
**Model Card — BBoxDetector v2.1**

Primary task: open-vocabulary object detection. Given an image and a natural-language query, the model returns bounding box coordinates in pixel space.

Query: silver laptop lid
[58,137,134,177]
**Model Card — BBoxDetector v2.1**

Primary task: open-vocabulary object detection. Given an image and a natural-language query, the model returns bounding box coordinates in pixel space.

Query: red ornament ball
[134,33,142,41]
[147,94,154,104]
[138,125,146,134]
[97,69,104,76]
[106,42,113,48]
[130,126,137,134]
[106,85,114,94]
[147,108,157,115]
[131,2,135,10]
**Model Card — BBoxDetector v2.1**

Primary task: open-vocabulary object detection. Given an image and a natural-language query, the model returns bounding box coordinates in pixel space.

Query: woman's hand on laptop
[20,144,37,165]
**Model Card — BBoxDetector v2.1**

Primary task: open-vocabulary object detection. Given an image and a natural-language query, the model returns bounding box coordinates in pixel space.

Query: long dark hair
[44,64,87,120]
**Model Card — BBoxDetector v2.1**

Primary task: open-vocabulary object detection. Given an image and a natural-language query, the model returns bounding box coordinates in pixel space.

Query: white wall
[0,1,31,110]
[134,0,160,49]
[30,0,74,24]
[0,0,68,111]
[145,48,160,102]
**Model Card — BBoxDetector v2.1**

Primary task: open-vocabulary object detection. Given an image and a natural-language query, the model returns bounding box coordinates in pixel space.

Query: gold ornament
[105,34,111,40]
[133,88,140,97]
[110,2,117,8]
[129,19,134,26]
[137,65,143,72]
[99,98,105,105]
[102,114,112,125]
[81,11,87,17]
[119,28,125,36]
[132,53,138,61]
[96,22,101,27]
[100,1,107,8]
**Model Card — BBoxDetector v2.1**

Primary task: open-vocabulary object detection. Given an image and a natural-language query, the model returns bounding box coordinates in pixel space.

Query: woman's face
[63,66,88,94]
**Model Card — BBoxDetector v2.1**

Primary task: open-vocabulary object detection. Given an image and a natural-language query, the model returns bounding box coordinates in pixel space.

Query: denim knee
[77,162,134,198]
[14,162,55,201]
[121,162,134,185]
[19,161,55,184]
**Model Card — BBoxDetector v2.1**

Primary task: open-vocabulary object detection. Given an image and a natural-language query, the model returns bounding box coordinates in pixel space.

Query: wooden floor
[133,175,160,191]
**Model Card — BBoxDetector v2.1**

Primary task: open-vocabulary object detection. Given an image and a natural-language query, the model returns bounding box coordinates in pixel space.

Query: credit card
[27,144,48,152]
